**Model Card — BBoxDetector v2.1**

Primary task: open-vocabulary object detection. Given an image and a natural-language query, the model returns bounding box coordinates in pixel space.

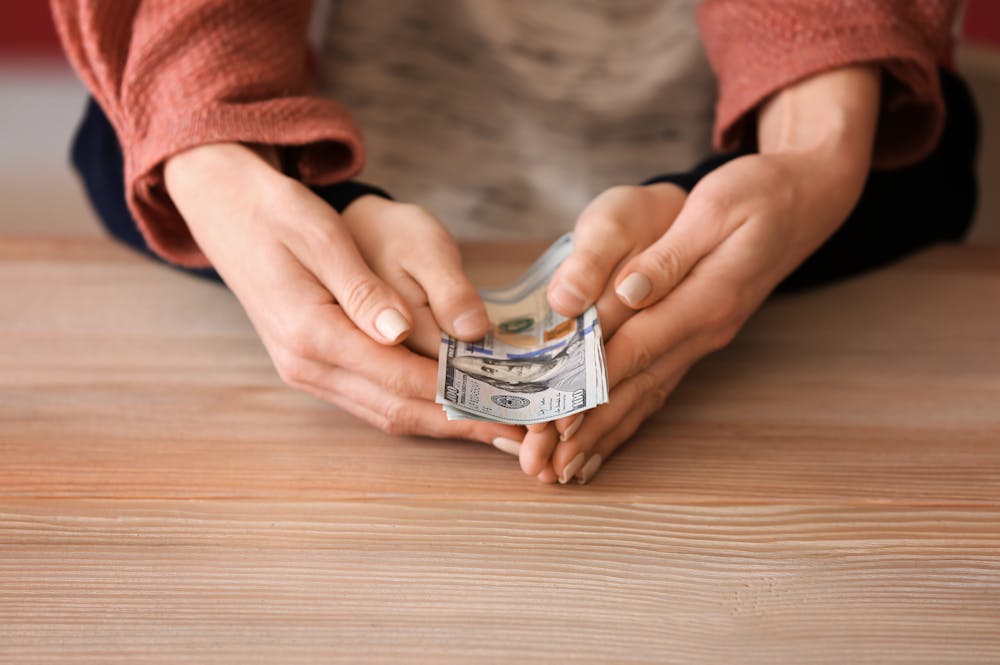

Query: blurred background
[1,1,998,241]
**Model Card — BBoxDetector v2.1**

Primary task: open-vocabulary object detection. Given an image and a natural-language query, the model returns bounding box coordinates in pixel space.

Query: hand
[523,65,882,484]
[164,142,525,446]
[516,182,688,483]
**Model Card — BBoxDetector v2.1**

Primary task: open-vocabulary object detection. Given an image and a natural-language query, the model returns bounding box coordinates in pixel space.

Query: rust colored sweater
[51,0,960,267]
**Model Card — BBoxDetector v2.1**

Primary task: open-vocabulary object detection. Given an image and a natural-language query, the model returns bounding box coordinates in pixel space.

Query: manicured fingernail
[560,414,584,442]
[453,309,488,339]
[576,455,603,484]
[559,452,586,485]
[549,280,587,313]
[492,437,521,457]
[616,273,651,307]
[375,308,410,343]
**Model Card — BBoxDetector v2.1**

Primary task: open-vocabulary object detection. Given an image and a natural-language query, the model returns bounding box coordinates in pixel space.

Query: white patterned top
[317,0,715,240]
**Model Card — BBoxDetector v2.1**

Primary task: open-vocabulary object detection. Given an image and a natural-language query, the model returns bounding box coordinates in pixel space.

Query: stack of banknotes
[436,233,608,424]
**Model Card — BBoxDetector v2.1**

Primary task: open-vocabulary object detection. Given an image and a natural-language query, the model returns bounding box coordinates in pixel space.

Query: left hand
[521,65,882,484]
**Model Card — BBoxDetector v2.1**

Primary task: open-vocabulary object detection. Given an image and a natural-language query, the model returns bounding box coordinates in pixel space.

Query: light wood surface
[2,235,999,663]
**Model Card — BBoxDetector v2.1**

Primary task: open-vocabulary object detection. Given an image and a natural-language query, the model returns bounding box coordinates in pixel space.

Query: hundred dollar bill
[436,233,608,425]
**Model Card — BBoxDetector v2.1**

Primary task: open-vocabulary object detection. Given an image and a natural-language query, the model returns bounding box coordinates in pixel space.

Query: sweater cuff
[124,97,365,268]
[698,3,950,170]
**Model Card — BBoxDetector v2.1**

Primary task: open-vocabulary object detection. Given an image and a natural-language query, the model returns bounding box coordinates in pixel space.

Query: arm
[51,0,363,266]
[522,0,961,485]
[698,0,959,168]
[55,1,522,447]
[527,65,881,484]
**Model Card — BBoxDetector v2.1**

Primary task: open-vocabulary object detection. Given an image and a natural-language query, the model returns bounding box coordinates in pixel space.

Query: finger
[603,274,728,389]
[547,189,643,317]
[365,262,442,359]
[272,303,438,400]
[536,466,558,484]
[552,335,701,470]
[519,424,559,476]
[613,185,745,309]
[298,360,527,445]
[402,232,490,341]
[404,301,446,359]
[575,369,686,484]
[560,362,691,485]
[548,284,634,441]
[282,192,415,345]
[594,281,635,340]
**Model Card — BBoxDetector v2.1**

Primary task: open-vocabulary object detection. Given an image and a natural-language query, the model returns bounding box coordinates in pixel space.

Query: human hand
[517,182,688,483]
[523,65,882,484]
[164,142,525,446]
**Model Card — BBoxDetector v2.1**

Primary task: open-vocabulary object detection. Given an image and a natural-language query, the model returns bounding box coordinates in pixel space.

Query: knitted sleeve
[698,0,961,169]
[51,0,365,267]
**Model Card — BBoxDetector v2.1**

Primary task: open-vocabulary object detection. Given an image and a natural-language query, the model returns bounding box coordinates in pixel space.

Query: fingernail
[453,309,489,339]
[559,452,586,485]
[375,308,410,343]
[616,273,651,308]
[576,455,603,484]
[560,414,584,442]
[492,437,521,457]
[549,280,587,313]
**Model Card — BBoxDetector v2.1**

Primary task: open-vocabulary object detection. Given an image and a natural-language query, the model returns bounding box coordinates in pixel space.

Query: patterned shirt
[317,0,715,239]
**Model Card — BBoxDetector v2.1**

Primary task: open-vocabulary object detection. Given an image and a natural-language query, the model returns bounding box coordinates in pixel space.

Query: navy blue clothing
[71,67,978,292]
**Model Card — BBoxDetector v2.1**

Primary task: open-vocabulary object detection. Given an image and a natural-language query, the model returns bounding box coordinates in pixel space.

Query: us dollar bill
[436,233,608,424]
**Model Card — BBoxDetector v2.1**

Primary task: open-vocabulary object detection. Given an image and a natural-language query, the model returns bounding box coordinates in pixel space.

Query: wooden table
[2,236,999,663]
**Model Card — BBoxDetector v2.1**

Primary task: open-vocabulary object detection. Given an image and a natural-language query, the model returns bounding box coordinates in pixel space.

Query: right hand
[164,142,526,445]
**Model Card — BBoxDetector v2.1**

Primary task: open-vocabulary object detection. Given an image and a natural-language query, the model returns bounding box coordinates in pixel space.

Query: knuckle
[628,342,655,374]
[578,204,629,237]
[382,368,420,399]
[340,275,382,317]
[379,400,416,436]
[704,290,742,333]
[643,244,685,286]
[688,188,733,224]
[562,248,607,293]
[707,322,741,352]
[280,314,319,360]
[273,352,309,389]
[634,370,667,406]
[648,380,671,409]
[702,295,744,351]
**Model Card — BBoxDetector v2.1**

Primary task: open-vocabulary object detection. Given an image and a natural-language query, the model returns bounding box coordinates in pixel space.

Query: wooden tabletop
[2,235,999,663]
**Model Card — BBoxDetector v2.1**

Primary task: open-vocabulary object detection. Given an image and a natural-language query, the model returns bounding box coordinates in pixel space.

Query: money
[436,233,608,424]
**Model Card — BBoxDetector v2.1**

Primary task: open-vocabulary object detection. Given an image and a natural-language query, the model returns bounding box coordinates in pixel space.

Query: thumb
[546,188,638,317]
[548,183,685,317]
[613,184,736,310]
[405,234,491,341]
[285,191,416,345]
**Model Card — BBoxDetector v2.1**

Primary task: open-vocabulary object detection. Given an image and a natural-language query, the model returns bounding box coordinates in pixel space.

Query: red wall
[0,1,62,57]
[964,0,1000,47]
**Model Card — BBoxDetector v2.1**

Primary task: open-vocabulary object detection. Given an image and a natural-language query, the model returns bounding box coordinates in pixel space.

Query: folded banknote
[436,233,608,425]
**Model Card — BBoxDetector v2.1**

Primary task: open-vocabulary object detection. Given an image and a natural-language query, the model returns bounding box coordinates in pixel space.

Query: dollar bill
[436,233,608,424]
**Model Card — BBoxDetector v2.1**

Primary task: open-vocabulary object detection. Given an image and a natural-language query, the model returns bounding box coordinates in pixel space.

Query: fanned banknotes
[436,233,608,424]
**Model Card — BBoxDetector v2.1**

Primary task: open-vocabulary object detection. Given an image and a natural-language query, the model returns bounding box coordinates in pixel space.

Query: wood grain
[2,500,1000,664]
[2,237,998,503]
[1,235,999,662]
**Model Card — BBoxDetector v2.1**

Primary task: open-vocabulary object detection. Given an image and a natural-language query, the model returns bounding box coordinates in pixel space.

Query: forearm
[757,65,881,187]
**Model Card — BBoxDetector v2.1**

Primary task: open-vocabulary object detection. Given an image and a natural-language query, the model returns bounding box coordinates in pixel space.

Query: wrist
[757,65,881,186]
[164,142,282,201]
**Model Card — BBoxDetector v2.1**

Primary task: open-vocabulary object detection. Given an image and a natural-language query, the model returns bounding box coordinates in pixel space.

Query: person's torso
[317,0,715,239]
